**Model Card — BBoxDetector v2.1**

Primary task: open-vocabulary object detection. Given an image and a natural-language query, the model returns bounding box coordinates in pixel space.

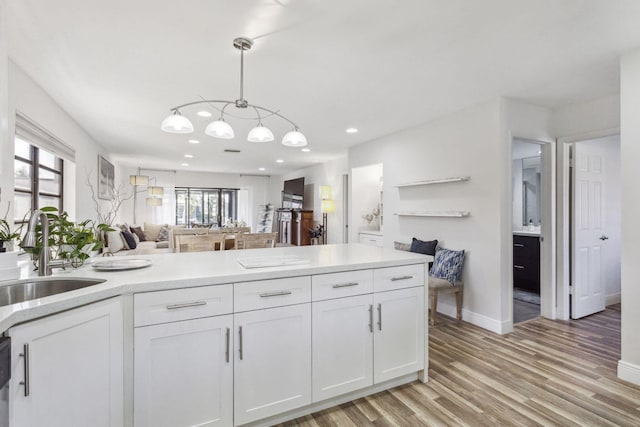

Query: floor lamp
[319,185,335,245]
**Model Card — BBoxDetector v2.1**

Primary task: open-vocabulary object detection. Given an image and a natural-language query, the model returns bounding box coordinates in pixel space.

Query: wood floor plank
[278,304,640,426]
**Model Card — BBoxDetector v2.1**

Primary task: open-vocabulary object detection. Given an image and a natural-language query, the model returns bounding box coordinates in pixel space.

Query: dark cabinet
[277,209,314,246]
[513,234,540,293]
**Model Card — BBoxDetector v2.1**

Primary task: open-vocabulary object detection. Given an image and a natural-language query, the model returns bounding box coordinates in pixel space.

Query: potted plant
[0,203,21,252]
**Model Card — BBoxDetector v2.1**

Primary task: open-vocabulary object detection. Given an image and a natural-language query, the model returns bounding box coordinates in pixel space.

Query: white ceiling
[7,0,640,175]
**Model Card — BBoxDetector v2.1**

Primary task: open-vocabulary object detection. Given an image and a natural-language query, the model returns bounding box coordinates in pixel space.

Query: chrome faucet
[21,210,68,276]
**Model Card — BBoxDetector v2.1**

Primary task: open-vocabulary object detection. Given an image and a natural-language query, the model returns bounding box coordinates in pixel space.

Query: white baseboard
[606,292,621,306]
[436,301,508,334]
[618,360,640,386]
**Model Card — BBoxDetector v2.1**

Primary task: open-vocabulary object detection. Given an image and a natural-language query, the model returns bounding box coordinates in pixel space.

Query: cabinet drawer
[359,233,383,247]
[234,276,311,312]
[134,284,233,327]
[312,269,373,301]
[373,264,425,292]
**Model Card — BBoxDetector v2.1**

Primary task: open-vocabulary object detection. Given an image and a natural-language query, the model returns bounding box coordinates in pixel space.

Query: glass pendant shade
[130,175,149,186]
[205,120,235,139]
[281,130,308,147]
[148,186,164,196]
[161,111,194,134]
[146,197,162,207]
[247,124,274,142]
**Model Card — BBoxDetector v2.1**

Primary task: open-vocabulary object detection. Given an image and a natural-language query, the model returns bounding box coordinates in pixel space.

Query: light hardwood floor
[277,304,640,426]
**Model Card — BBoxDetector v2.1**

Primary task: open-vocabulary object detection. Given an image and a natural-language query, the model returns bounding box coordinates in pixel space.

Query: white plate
[92,258,152,271]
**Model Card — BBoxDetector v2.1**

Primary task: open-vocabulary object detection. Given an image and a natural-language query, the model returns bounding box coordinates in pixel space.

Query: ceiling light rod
[161,37,307,147]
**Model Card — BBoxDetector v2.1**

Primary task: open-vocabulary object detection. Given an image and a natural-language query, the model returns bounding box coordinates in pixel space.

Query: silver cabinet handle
[332,282,359,288]
[368,305,373,333]
[391,275,413,281]
[514,243,525,247]
[259,290,292,298]
[225,328,230,363]
[377,304,382,331]
[20,344,29,397]
[166,301,207,310]
[514,265,525,269]
[238,326,243,360]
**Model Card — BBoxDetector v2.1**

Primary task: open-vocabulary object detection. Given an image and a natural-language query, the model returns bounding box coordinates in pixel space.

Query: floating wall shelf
[394,211,470,218]
[394,176,470,188]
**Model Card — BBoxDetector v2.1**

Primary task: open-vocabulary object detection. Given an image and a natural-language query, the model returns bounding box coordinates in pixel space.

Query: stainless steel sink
[0,278,106,307]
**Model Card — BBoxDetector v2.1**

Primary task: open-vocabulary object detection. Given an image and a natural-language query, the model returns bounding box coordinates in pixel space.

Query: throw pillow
[156,226,170,242]
[144,222,165,241]
[132,232,140,245]
[410,237,438,268]
[105,230,125,253]
[130,226,146,241]
[121,230,137,250]
[394,241,411,252]
[430,247,465,285]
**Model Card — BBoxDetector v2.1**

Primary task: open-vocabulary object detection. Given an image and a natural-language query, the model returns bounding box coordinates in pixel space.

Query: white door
[134,315,233,427]
[234,304,311,425]
[9,297,123,427]
[572,142,606,318]
[373,287,424,383]
[312,294,373,402]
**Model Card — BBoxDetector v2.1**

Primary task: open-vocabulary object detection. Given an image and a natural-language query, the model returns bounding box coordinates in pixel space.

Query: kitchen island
[3,244,430,427]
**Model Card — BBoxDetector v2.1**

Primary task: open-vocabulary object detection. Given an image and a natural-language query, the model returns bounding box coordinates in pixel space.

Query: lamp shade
[130,175,149,186]
[148,186,164,196]
[282,130,307,147]
[319,185,332,200]
[205,120,235,139]
[161,111,194,134]
[146,197,162,207]
[321,199,335,213]
[248,124,275,142]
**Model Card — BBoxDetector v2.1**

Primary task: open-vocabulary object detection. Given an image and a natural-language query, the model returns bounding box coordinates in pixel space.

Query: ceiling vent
[224,149,241,153]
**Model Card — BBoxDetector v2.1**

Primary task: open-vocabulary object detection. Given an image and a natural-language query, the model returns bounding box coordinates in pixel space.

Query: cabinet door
[134,315,233,427]
[312,294,373,402]
[9,297,123,427]
[234,304,311,425]
[373,287,424,383]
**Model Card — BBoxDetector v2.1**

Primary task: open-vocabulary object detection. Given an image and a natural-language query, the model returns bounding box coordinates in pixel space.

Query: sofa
[106,223,184,256]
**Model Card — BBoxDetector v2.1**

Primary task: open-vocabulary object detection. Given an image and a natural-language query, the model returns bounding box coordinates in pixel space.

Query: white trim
[618,360,640,386]
[435,301,509,334]
[606,292,621,306]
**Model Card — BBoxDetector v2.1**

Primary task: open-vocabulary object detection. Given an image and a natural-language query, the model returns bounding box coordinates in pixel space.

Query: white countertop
[0,244,429,332]
[513,229,541,237]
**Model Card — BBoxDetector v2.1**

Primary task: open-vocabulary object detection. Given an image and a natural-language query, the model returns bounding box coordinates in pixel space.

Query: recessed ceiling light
[258,167,265,171]
[184,154,193,158]
[197,111,212,118]
[188,139,200,144]
[301,148,311,152]
[276,159,284,163]
[346,127,358,134]
[181,163,189,167]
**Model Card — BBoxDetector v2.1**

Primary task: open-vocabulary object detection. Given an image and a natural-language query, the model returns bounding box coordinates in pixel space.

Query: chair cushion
[430,247,465,285]
[428,275,463,289]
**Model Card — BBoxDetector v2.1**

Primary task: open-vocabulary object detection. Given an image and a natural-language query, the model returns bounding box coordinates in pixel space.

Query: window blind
[15,112,76,162]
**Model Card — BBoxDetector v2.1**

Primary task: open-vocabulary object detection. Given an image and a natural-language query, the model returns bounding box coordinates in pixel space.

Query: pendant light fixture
[160,37,307,147]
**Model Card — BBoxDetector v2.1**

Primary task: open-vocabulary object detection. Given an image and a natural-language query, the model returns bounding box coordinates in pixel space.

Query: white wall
[5,61,109,223]
[349,101,506,332]
[619,48,640,386]
[552,94,620,138]
[579,135,621,305]
[350,163,383,241]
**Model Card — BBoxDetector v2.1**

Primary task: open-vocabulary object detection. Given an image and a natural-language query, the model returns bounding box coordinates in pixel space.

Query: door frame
[510,136,556,325]
[556,127,620,320]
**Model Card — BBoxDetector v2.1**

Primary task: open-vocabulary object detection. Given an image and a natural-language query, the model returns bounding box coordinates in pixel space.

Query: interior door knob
[599,235,609,241]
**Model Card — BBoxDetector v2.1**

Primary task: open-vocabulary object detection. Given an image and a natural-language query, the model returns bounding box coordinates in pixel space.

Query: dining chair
[235,232,277,249]
[176,233,226,252]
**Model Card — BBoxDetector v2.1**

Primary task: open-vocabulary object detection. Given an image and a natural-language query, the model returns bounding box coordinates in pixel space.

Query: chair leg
[455,288,463,320]
[430,290,437,326]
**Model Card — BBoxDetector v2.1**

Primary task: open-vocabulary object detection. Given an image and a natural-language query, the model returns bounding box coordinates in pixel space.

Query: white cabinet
[312,294,373,401]
[9,297,123,427]
[134,315,233,427]
[233,304,311,425]
[359,232,383,247]
[373,286,425,383]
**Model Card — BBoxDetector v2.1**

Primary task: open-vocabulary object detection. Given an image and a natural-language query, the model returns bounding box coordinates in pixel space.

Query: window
[175,188,237,227]
[14,137,64,222]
